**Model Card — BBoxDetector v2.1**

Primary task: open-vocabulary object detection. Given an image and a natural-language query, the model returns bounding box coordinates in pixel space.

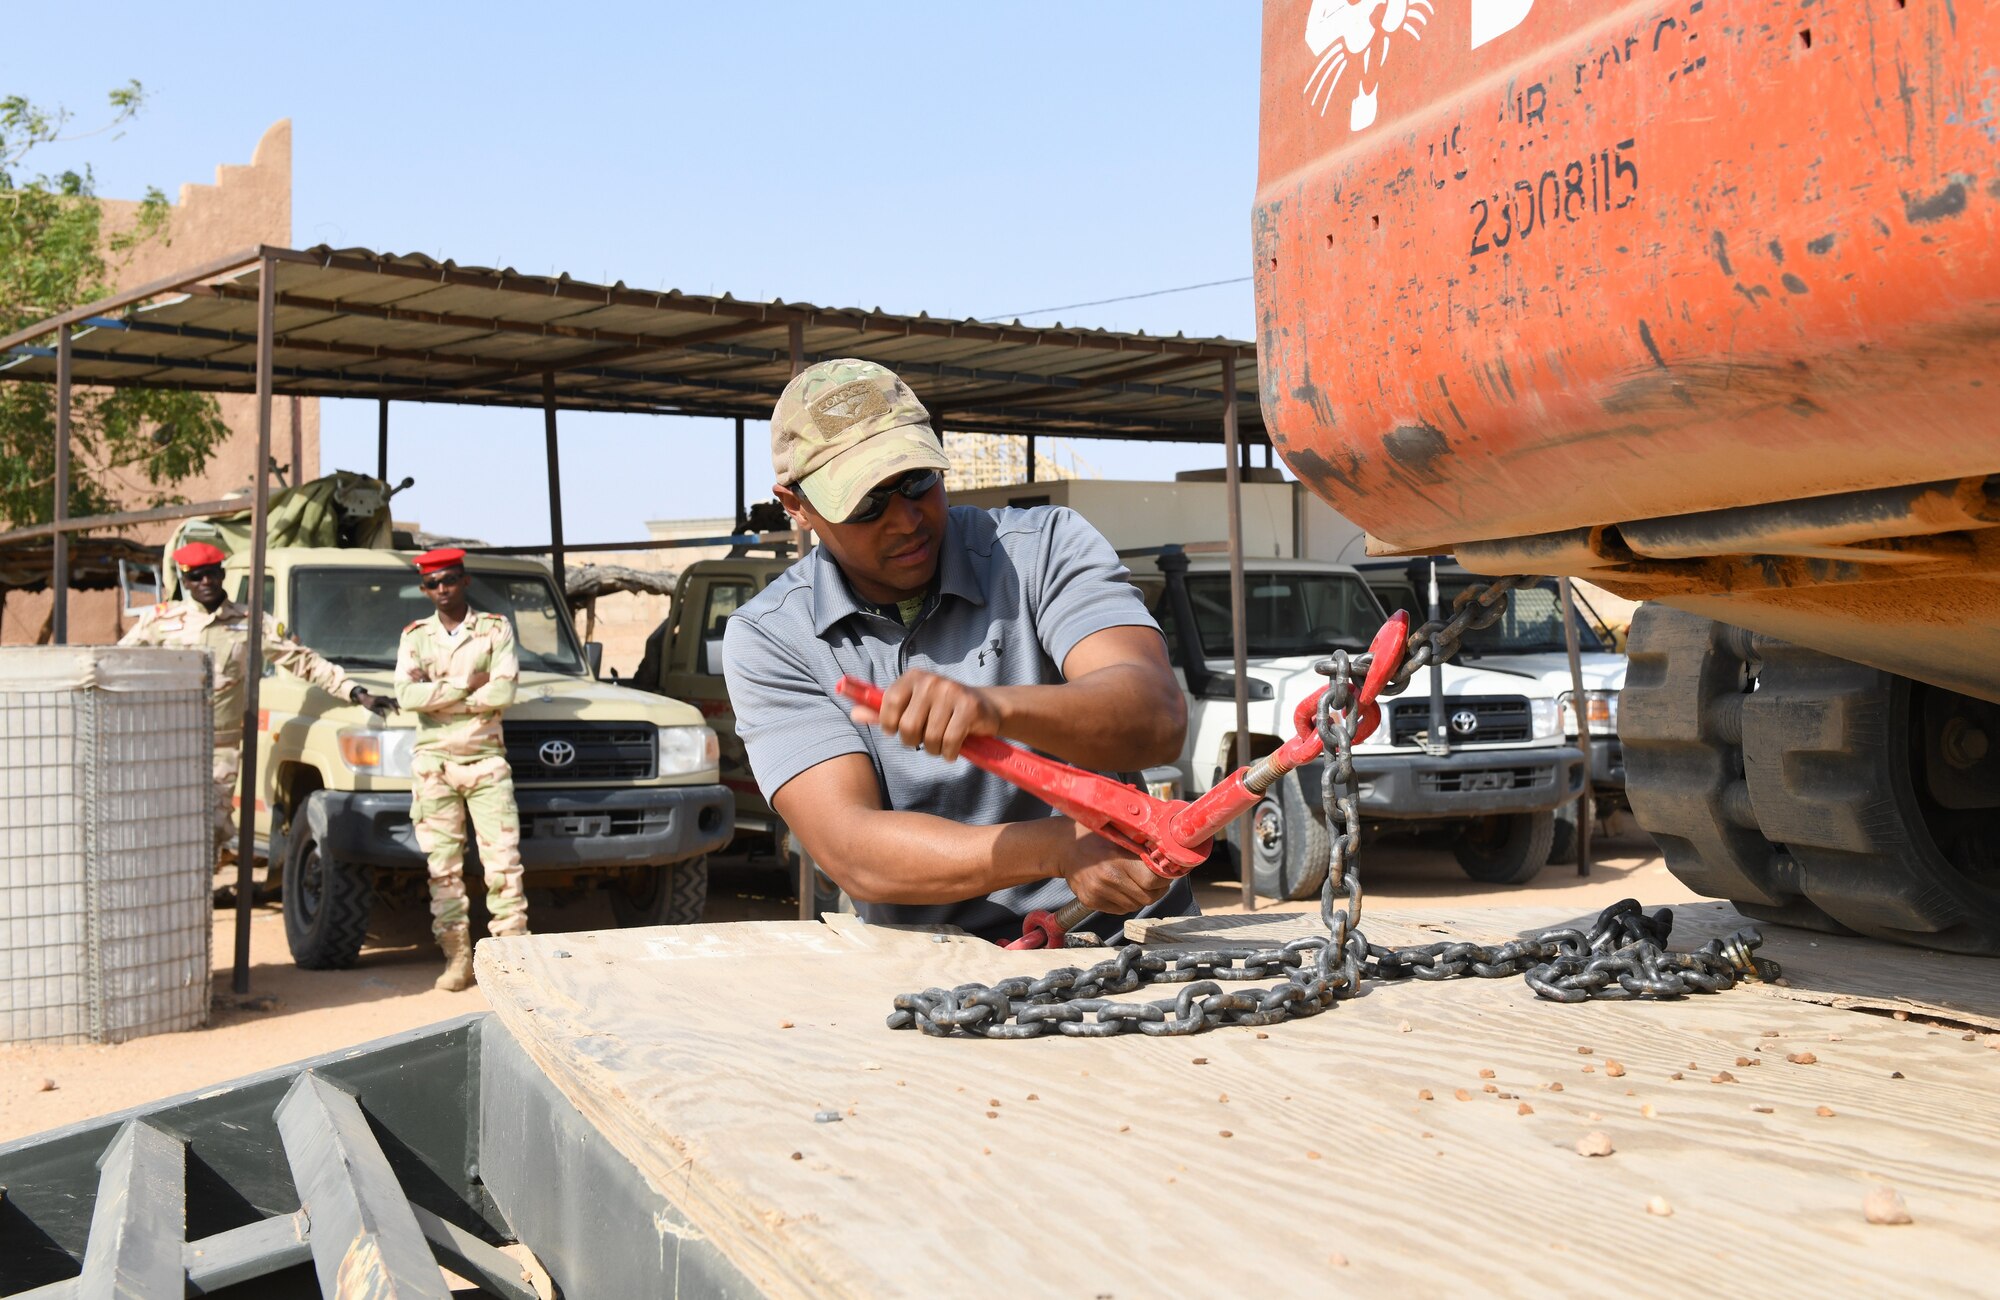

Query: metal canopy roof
[0,245,1261,443]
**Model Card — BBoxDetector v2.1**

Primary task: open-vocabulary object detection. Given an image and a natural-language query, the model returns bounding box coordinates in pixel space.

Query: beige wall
[4,121,314,646]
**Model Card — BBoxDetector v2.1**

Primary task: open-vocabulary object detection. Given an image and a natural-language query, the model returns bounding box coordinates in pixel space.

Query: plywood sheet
[476,909,2000,1299]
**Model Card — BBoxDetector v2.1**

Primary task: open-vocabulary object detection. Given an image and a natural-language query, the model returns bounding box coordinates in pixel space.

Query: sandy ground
[0,818,1692,1144]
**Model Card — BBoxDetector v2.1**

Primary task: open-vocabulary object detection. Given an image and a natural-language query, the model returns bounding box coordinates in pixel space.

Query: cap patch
[809,380,891,440]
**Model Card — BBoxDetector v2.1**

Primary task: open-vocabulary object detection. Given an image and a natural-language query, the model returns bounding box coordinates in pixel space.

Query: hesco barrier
[0,646,213,1044]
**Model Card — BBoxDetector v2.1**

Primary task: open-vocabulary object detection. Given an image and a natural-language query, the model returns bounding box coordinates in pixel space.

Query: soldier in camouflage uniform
[121,542,396,890]
[394,547,528,992]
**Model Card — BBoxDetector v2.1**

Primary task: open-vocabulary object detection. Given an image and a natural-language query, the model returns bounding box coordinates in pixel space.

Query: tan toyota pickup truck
[221,546,731,967]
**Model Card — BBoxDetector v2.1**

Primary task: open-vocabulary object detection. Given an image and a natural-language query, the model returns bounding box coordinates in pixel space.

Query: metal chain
[888,578,1777,1038]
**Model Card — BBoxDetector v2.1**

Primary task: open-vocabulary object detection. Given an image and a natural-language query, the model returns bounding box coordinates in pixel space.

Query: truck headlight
[1558,690,1620,736]
[657,725,719,777]
[1529,698,1561,739]
[337,726,415,777]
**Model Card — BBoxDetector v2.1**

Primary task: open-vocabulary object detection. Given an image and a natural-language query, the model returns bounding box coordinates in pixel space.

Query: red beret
[172,542,227,569]
[414,547,467,575]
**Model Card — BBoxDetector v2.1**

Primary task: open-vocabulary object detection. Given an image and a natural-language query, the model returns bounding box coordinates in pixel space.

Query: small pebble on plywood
[1518,1102,1535,1115]
[1646,1196,1673,1217]
[1328,1253,1349,1267]
[1711,1071,1737,1084]
[1604,1061,1626,1077]
[1816,1105,1836,1117]
[1864,1187,1913,1225]
[37,1078,55,1092]
[1787,1051,1818,1065]
[1575,1132,1615,1158]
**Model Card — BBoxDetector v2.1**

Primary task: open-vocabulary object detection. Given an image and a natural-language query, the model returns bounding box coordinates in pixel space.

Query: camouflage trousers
[212,743,242,859]
[409,752,528,940]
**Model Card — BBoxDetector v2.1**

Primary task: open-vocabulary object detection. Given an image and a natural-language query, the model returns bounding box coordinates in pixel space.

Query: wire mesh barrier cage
[0,647,213,1044]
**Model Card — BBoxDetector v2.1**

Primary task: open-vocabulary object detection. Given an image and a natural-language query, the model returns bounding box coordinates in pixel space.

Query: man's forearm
[988,662,1186,771]
[799,806,1075,905]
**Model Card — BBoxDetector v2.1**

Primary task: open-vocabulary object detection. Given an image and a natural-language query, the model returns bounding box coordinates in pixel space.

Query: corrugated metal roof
[0,246,1260,443]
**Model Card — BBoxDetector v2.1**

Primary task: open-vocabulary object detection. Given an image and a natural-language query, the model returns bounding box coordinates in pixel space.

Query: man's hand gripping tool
[833,611,1409,949]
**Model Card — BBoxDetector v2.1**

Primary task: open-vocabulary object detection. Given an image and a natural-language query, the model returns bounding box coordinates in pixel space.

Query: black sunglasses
[419,571,466,591]
[846,469,941,524]
[182,565,224,583]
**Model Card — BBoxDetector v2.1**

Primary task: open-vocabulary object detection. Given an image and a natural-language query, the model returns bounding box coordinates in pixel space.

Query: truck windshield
[1173,572,1383,658]
[288,567,588,675]
[1445,580,1605,655]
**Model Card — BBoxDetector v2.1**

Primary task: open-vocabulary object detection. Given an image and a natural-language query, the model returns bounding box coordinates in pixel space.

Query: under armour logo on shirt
[977,636,1002,667]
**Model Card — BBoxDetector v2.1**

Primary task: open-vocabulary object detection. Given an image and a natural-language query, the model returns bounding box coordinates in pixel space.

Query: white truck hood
[1218,655,1563,704]
[1449,651,1626,695]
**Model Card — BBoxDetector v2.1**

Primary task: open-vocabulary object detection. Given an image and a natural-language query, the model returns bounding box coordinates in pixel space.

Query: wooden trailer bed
[476,902,2000,1297]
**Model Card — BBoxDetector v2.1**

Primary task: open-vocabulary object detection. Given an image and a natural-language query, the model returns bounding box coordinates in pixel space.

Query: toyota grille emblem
[1449,709,1480,736]
[538,739,577,768]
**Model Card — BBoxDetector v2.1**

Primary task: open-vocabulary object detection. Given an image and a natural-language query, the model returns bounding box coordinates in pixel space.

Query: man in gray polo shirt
[723,358,1196,944]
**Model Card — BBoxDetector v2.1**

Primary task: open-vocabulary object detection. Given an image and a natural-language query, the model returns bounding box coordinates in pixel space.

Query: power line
[978,276,1252,323]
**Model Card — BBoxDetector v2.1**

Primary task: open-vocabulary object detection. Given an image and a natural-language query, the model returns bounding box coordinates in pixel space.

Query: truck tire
[1451,811,1554,885]
[1248,770,1331,901]
[1620,607,1853,936]
[1548,801,1579,865]
[609,857,709,927]
[1739,639,2000,954]
[282,791,374,970]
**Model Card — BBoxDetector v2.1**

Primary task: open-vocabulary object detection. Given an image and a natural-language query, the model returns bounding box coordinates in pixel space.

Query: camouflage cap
[771,359,950,523]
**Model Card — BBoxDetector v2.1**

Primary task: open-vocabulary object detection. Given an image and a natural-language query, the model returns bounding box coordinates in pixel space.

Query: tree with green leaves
[0,81,228,531]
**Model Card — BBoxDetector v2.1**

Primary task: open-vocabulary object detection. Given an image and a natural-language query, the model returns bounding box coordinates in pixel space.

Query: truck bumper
[1296,746,1585,820]
[317,785,735,871]
[1586,737,1626,791]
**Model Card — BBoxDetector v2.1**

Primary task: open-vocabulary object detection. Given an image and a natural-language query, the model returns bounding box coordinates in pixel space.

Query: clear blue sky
[10,3,1270,543]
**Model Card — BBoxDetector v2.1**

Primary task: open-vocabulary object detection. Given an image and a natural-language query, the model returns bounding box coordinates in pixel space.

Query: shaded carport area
[0,243,1271,991]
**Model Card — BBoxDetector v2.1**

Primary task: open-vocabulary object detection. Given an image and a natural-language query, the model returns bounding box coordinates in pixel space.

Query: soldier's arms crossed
[394,626,469,714]
[463,618,518,710]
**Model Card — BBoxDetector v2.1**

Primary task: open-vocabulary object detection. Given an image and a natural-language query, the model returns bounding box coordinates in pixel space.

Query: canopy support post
[1025,433,1037,484]
[376,399,389,482]
[542,372,566,596]
[232,255,279,996]
[52,325,73,645]
[290,395,304,484]
[1561,578,1596,878]
[734,416,747,532]
[1222,354,1253,911]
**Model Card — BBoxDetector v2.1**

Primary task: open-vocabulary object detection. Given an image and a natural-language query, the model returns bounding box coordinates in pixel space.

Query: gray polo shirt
[723,503,1198,944]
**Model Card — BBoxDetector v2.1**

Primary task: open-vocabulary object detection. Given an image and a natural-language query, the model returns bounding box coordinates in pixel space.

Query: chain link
[888,578,1778,1039]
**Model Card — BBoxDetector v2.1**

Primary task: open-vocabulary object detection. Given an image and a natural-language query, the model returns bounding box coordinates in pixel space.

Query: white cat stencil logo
[1302,0,1536,132]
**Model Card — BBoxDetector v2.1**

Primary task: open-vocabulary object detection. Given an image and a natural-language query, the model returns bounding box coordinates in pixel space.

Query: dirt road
[1,821,1692,1143]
